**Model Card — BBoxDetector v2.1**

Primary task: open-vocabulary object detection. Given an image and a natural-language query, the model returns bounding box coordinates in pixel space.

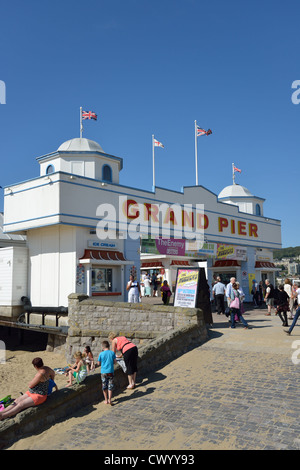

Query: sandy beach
[0,327,67,401]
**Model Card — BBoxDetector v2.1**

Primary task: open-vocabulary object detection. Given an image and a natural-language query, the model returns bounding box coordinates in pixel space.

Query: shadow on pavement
[113,386,156,405]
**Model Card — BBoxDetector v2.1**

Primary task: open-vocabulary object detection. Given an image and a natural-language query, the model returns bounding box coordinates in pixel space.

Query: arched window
[255,204,261,216]
[102,164,112,182]
[46,164,55,175]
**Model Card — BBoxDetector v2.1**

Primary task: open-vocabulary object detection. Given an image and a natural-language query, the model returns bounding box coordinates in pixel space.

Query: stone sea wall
[66,294,206,362]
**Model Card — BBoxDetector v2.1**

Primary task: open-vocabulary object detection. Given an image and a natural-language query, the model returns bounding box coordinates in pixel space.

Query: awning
[170,260,191,266]
[255,261,276,269]
[141,261,164,268]
[213,260,241,268]
[80,249,128,263]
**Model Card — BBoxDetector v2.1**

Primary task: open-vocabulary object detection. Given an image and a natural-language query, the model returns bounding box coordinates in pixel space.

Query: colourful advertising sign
[216,244,247,261]
[141,237,186,255]
[142,239,247,261]
[174,268,200,308]
[185,241,216,258]
[141,237,217,258]
[155,238,185,256]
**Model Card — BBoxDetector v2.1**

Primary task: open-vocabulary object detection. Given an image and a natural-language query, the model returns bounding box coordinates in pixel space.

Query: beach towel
[54,367,70,375]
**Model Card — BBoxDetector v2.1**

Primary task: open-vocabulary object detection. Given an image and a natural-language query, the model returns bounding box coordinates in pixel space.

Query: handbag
[230,297,240,309]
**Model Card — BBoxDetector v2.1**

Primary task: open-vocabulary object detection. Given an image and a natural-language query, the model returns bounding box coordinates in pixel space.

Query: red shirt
[115,336,135,354]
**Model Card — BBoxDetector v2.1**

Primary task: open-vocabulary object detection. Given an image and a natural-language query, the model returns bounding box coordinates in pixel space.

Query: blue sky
[0,0,299,248]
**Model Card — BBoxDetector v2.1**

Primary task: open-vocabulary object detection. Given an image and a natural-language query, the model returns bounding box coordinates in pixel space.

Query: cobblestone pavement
[8,304,300,450]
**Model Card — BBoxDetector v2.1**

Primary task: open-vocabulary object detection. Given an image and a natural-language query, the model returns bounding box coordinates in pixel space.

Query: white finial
[80,107,83,138]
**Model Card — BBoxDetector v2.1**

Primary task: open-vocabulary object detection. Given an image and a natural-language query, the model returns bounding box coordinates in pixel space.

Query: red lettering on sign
[197,214,209,230]
[144,203,159,223]
[249,223,258,237]
[164,208,177,225]
[182,210,194,228]
[218,217,228,232]
[125,199,139,219]
[231,220,235,234]
[238,221,247,235]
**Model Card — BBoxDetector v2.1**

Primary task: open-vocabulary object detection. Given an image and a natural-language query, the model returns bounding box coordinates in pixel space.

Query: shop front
[255,261,277,285]
[78,248,133,300]
[140,255,192,294]
[211,259,241,286]
[141,239,278,302]
[140,237,204,293]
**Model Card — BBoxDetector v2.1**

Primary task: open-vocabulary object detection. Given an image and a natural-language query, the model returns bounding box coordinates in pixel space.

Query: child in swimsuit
[84,346,95,372]
[66,352,87,387]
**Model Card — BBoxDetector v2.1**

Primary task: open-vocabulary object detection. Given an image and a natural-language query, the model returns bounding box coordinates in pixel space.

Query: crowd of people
[127,273,172,305]
[0,333,138,420]
[212,276,249,329]
[211,275,300,333]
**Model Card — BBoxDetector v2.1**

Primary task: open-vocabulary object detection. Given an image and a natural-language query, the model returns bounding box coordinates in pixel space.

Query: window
[102,164,112,182]
[213,272,236,286]
[255,204,261,216]
[91,268,112,293]
[46,164,55,174]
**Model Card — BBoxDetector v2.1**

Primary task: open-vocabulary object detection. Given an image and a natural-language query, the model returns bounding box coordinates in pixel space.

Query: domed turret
[218,184,264,216]
[57,137,104,153]
[37,137,123,183]
[218,184,253,199]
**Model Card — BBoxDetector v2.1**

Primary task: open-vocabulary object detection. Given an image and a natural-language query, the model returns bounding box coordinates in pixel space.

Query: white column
[195,120,198,186]
[86,265,92,297]
[80,107,83,138]
[152,134,155,190]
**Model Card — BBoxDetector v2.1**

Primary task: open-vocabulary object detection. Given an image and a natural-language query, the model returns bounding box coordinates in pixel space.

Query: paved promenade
[8,301,300,450]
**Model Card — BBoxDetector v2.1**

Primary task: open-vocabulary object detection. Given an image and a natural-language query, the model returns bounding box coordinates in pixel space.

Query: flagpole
[152,134,155,190]
[80,107,83,138]
[232,162,235,185]
[195,120,198,186]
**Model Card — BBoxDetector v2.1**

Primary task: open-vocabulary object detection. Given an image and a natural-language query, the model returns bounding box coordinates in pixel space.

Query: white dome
[57,138,104,153]
[218,184,253,199]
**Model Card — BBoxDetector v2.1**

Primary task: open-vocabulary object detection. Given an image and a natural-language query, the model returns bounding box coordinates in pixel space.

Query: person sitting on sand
[0,357,55,420]
[66,352,87,387]
[84,346,95,373]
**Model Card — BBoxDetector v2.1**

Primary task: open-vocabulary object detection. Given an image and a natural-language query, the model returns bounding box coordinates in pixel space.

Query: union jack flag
[197,126,212,136]
[233,166,241,173]
[82,110,97,120]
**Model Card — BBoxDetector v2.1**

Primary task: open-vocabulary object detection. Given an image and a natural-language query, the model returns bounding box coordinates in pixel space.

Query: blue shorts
[101,373,114,391]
